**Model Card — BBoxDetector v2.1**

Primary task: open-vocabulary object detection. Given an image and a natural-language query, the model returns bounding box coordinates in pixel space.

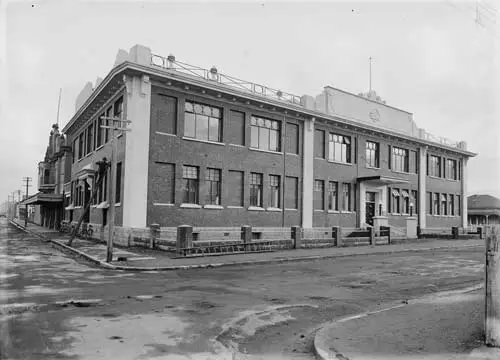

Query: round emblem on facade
[369,109,380,122]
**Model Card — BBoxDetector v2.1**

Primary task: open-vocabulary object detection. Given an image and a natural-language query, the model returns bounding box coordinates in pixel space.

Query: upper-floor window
[86,123,93,155]
[391,146,409,172]
[315,129,325,158]
[184,101,222,142]
[365,141,379,168]
[429,155,441,177]
[78,133,84,160]
[250,116,280,152]
[329,134,351,163]
[446,159,457,180]
[114,96,123,119]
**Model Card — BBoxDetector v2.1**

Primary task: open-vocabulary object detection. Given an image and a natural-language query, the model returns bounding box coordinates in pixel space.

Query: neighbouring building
[467,194,500,225]
[28,44,476,231]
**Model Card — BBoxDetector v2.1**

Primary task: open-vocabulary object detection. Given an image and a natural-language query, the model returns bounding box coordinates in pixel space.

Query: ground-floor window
[448,194,454,216]
[328,181,338,211]
[269,175,281,208]
[205,168,221,205]
[250,173,263,207]
[401,190,409,214]
[391,189,400,214]
[441,194,447,215]
[342,183,351,211]
[433,193,440,215]
[182,165,199,204]
[314,180,324,210]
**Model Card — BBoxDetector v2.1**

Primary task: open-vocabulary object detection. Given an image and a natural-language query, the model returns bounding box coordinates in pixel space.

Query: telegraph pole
[22,177,32,226]
[100,113,131,263]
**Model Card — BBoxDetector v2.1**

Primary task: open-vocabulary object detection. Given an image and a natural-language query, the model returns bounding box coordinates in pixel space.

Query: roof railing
[150,53,302,106]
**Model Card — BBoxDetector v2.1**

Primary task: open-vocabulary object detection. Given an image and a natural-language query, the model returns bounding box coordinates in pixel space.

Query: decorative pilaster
[302,117,315,228]
[461,158,468,228]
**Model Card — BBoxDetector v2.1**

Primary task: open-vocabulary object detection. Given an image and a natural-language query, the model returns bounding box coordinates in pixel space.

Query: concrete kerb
[312,284,486,360]
[8,220,484,272]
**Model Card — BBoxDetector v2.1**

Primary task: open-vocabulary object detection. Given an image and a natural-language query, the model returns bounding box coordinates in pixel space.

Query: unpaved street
[0,219,484,360]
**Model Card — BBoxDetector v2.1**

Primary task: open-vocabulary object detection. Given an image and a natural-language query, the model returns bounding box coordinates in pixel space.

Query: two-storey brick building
[54,44,475,232]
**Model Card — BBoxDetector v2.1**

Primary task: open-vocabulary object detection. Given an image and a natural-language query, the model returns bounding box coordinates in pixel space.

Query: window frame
[269,175,281,208]
[250,116,281,152]
[329,133,351,164]
[429,155,441,177]
[328,181,338,211]
[249,172,263,207]
[182,165,200,204]
[365,140,379,168]
[184,101,222,143]
[314,180,325,210]
[392,146,409,173]
[205,168,221,205]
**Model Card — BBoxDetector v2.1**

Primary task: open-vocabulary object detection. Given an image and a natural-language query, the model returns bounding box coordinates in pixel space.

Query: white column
[302,117,315,228]
[461,158,468,228]
[122,74,151,228]
[418,146,427,228]
[359,182,366,226]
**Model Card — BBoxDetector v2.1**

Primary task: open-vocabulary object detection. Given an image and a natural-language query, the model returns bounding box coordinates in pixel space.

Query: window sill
[182,137,224,146]
[327,160,352,166]
[391,169,411,175]
[248,206,265,211]
[227,205,244,209]
[249,147,283,155]
[314,157,326,161]
[153,203,174,206]
[115,203,121,207]
[95,145,105,151]
[117,132,123,139]
[156,131,177,137]
[180,203,201,209]
[204,204,223,210]
[328,210,340,213]
[266,207,282,212]
[428,175,443,180]
[314,209,324,212]
[341,211,355,214]
[286,152,299,156]
[229,143,245,148]
[366,165,380,170]
[285,208,298,211]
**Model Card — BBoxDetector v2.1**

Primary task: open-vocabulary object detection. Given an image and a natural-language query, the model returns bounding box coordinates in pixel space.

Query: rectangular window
[392,147,409,172]
[328,181,338,211]
[78,132,84,159]
[229,110,245,146]
[249,173,263,207]
[155,94,177,135]
[184,101,222,142]
[365,141,379,168]
[411,151,418,173]
[285,176,298,209]
[427,192,432,215]
[342,183,351,211]
[430,155,441,177]
[250,116,280,151]
[101,173,108,202]
[154,163,175,204]
[411,190,418,214]
[456,195,461,215]
[182,165,199,204]
[105,107,112,142]
[314,129,325,158]
[329,133,351,163]
[402,190,410,214]
[441,193,447,215]
[72,139,77,163]
[114,96,123,119]
[392,188,400,214]
[96,114,103,148]
[314,180,324,210]
[446,159,457,180]
[269,175,281,208]
[205,168,221,205]
[115,162,122,203]
[228,170,244,207]
[433,193,440,215]
[286,123,299,154]
[449,193,454,216]
[86,123,93,155]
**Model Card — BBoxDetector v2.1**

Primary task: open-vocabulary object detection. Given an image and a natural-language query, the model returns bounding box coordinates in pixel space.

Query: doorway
[365,191,376,226]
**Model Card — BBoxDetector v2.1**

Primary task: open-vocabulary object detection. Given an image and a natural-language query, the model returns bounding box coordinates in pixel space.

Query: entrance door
[365,191,376,226]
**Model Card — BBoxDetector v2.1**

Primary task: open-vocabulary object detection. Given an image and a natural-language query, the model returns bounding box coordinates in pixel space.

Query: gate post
[332,226,342,247]
[177,225,193,255]
[369,226,375,246]
[485,225,500,347]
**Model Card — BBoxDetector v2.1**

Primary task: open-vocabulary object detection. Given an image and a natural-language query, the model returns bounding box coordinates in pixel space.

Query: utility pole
[22,177,32,227]
[485,225,500,346]
[100,114,131,263]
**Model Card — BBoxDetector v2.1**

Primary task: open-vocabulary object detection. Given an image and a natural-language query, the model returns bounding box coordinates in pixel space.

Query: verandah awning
[357,176,409,186]
[19,192,63,206]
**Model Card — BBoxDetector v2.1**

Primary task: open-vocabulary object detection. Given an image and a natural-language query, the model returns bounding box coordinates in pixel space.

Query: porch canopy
[357,175,409,186]
[19,193,63,206]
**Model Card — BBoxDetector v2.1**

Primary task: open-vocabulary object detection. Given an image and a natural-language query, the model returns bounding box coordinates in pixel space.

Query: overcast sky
[1,0,498,204]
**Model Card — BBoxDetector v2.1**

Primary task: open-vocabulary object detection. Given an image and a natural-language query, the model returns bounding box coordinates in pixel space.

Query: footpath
[313,288,500,360]
[9,219,484,271]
